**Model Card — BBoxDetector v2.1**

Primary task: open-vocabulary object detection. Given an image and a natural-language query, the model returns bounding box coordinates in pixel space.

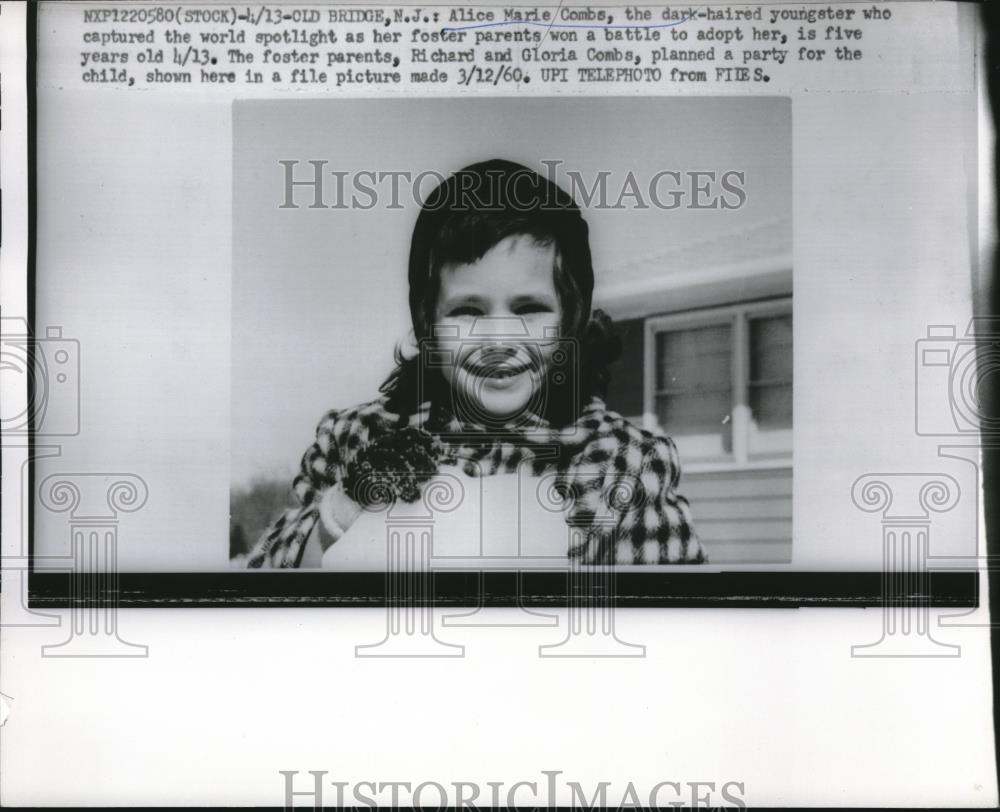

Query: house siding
[681,467,793,564]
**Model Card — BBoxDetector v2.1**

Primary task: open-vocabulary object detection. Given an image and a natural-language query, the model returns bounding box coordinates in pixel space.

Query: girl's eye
[513,302,554,316]
[446,306,483,318]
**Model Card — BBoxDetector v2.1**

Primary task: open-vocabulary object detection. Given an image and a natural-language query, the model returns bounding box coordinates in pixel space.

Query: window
[644,299,792,467]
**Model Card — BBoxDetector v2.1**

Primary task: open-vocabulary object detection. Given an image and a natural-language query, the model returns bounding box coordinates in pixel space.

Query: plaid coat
[246,396,707,568]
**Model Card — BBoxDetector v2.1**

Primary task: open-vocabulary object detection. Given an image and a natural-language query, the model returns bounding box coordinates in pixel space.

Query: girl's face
[433,234,563,423]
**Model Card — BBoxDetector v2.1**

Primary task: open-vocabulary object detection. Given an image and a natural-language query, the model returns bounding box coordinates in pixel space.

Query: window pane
[749,313,793,439]
[655,391,732,434]
[654,323,732,460]
[749,314,792,385]
[655,323,731,394]
[749,383,792,428]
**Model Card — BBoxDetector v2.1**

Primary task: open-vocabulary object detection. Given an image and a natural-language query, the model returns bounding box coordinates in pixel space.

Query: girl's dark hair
[381,159,621,426]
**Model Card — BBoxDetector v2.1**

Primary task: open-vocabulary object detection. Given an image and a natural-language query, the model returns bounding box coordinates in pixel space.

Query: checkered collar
[402,396,608,470]
[407,396,605,441]
[246,393,708,568]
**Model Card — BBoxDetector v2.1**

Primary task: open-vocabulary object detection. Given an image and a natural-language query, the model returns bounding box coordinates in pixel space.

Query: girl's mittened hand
[318,481,362,539]
[343,426,441,505]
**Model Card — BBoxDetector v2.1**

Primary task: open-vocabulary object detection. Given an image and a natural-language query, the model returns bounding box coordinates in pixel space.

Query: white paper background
[1,1,996,807]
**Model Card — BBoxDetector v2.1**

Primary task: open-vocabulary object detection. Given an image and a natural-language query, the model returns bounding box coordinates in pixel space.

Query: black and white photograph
[230,97,792,572]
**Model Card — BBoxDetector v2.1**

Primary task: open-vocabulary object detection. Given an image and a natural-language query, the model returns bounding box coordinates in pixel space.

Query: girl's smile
[461,347,541,401]
[464,346,534,380]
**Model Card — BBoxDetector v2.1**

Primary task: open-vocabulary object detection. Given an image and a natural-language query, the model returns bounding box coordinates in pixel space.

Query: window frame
[643,297,793,473]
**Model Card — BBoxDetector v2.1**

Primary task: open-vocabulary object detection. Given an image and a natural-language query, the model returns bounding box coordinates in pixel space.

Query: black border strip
[26,0,39,580]
[29,570,978,608]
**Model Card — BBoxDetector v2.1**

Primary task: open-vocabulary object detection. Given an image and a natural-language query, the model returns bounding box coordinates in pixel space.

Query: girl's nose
[482,345,518,360]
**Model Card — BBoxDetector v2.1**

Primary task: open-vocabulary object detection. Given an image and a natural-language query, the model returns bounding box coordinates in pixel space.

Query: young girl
[247,159,707,568]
